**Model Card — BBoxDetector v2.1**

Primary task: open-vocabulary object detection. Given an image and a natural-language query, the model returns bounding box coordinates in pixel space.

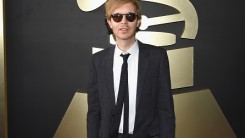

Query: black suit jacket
[87,41,175,138]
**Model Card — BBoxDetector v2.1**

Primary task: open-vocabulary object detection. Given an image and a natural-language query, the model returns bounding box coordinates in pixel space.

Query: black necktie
[110,54,130,138]
[111,53,130,138]
[120,53,130,137]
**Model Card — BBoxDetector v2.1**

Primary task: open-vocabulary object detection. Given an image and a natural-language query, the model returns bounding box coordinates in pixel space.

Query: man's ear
[107,19,112,29]
[137,19,141,28]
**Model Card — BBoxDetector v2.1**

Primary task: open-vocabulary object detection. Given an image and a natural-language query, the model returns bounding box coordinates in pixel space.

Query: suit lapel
[136,42,150,108]
[103,46,116,106]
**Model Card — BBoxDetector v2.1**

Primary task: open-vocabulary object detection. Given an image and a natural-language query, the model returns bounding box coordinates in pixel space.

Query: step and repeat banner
[4,0,244,137]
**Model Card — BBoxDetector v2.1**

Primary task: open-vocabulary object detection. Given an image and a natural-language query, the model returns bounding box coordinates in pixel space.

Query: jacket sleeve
[87,55,101,138]
[158,48,176,138]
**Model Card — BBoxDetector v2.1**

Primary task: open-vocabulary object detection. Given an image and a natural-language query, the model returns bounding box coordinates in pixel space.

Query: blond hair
[105,0,142,20]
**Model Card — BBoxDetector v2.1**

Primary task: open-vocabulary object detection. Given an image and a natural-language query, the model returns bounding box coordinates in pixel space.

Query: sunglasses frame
[110,12,138,22]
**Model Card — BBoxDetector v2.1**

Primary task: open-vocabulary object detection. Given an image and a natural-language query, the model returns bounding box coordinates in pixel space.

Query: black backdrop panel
[6,0,245,137]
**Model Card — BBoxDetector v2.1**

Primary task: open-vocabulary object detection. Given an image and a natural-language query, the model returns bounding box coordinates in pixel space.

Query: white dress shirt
[113,41,139,134]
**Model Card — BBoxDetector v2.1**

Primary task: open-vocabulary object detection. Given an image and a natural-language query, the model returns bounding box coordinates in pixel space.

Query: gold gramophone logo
[77,0,198,89]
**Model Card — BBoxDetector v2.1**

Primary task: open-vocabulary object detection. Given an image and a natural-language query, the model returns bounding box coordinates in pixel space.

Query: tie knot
[120,53,130,62]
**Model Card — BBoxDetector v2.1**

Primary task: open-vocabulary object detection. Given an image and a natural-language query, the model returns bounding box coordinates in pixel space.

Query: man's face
[107,2,141,42]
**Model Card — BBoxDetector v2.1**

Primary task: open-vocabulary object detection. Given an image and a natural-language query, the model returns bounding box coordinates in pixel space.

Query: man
[87,0,175,138]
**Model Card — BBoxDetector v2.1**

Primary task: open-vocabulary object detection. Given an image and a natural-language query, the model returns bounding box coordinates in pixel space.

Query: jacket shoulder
[139,42,167,56]
[92,45,115,60]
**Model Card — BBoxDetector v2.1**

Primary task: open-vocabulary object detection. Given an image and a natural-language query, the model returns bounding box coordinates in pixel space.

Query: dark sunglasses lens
[126,13,136,22]
[111,13,137,22]
[111,14,123,22]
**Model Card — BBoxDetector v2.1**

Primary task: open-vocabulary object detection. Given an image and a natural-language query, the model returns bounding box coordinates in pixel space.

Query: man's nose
[121,15,128,23]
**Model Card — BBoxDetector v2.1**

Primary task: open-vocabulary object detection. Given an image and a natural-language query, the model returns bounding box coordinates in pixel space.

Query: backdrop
[6,0,244,137]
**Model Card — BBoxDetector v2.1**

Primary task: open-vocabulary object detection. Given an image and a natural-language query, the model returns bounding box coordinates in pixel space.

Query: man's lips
[119,28,129,32]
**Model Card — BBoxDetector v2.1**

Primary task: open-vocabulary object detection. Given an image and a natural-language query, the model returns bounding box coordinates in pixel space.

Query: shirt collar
[115,40,139,57]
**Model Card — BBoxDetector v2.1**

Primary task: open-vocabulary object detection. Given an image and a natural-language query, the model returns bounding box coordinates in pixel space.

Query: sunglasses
[110,12,138,22]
